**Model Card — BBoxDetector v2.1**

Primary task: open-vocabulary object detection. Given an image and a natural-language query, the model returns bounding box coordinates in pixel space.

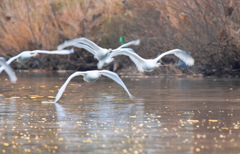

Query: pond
[0,71,240,153]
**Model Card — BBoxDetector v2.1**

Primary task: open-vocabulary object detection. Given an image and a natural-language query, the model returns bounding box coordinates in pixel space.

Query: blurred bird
[0,48,74,73]
[98,48,195,72]
[57,37,140,61]
[0,57,17,83]
[43,70,134,103]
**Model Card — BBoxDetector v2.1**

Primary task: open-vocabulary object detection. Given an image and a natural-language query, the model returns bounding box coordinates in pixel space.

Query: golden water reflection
[0,72,240,153]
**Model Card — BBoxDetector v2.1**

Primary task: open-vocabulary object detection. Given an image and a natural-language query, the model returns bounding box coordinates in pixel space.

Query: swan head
[108,48,113,53]
[18,51,38,62]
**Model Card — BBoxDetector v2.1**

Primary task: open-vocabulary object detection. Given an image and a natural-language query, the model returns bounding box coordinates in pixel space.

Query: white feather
[155,49,194,66]
[48,70,134,103]
[0,57,17,83]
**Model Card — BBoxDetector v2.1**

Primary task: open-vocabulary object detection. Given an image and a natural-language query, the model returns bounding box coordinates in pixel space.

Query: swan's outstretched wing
[76,37,103,52]
[99,70,135,99]
[0,52,28,73]
[155,49,194,66]
[58,40,99,58]
[0,57,17,83]
[71,43,97,56]
[108,48,146,72]
[6,54,22,65]
[178,59,188,67]
[97,48,138,69]
[32,48,74,55]
[116,39,140,49]
[59,37,103,52]
[53,72,86,103]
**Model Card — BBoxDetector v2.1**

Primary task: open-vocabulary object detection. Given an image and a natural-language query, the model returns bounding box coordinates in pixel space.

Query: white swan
[98,48,195,72]
[0,48,74,73]
[0,57,17,83]
[43,70,134,103]
[57,37,140,60]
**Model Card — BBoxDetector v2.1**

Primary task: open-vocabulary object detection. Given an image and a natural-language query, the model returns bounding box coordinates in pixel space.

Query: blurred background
[0,0,239,77]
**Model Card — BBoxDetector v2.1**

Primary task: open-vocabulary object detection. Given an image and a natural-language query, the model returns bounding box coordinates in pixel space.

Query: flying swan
[0,48,74,73]
[42,70,135,103]
[97,48,195,72]
[57,37,140,61]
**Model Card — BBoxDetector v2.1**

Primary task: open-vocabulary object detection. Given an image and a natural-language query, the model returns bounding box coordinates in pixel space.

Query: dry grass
[0,0,122,70]
[109,0,240,76]
[0,0,239,76]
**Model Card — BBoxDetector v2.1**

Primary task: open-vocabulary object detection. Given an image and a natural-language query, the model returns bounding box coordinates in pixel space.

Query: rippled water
[0,72,240,154]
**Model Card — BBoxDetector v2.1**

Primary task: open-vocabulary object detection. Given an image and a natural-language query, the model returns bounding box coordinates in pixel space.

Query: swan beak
[158,63,161,67]
[35,53,39,55]
[97,74,101,77]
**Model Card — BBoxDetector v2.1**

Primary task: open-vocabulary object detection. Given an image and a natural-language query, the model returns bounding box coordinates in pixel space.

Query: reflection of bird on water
[57,37,140,61]
[42,70,134,103]
[0,57,17,83]
[0,48,74,73]
[98,48,194,72]
[54,103,67,118]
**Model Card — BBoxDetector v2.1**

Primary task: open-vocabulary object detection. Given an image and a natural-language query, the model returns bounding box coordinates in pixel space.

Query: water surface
[0,72,240,153]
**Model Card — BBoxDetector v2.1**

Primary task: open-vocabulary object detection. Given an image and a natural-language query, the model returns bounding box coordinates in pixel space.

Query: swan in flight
[57,37,140,60]
[42,70,134,103]
[0,57,17,83]
[98,48,195,72]
[0,48,74,73]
